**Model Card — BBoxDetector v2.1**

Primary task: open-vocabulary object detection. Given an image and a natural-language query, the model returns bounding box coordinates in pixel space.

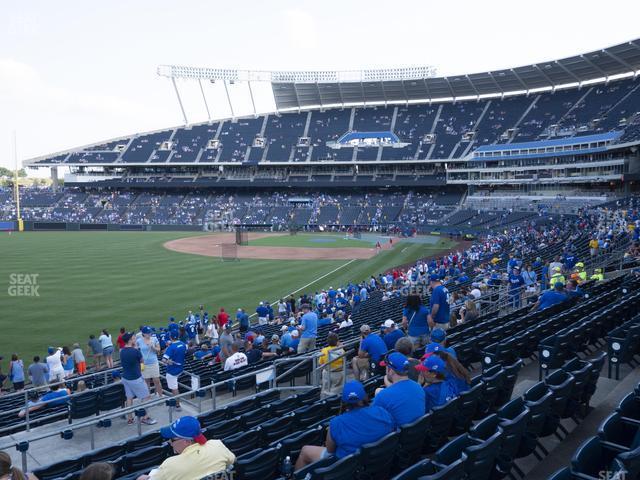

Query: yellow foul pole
[13,131,23,231]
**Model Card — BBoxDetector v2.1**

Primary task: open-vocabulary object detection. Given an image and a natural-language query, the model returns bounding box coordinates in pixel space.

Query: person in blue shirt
[318,313,333,327]
[402,294,430,347]
[162,332,187,410]
[295,380,394,470]
[168,317,180,334]
[359,285,368,301]
[428,275,451,330]
[540,263,549,291]
[280,325,293,350]
[256,302,269,325]
[508,267,525,308]
[382,319,405,351]
[429,347,470,395]
[288,330,300,354]
[237,308,249,333]
[18,383,71,417]
[352,325,388,381]
[298,304,318,353]
[532,282,568,311]
[416,356,457,412]
[373,352,426,429]
[427,329,456,358]
[185,321,199,344]
[565,279,584,299]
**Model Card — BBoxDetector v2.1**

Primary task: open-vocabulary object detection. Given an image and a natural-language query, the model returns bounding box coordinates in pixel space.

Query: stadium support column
[224,80,235,118]
[198,79,212,121]
[51,167,59,193]
[247,81,257,117]
[171,78,189,125]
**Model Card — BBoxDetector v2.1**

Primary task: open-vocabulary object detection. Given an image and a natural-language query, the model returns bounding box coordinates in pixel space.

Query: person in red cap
[136,416,235,480]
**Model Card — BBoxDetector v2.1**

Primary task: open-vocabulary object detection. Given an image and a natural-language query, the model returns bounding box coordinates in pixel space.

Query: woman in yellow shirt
[319,332,345,395]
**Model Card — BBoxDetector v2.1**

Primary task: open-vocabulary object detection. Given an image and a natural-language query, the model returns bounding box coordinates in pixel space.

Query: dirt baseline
[163,232,393,260]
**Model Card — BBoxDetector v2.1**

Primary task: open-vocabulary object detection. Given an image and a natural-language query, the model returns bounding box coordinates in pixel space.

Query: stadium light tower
[157,64,437,123]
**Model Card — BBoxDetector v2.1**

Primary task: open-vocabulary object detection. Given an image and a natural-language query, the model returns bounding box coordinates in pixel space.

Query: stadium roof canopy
[159,38,640,111]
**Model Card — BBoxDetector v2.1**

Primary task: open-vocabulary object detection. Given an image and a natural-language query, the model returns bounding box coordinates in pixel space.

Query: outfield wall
[15,220,481,236]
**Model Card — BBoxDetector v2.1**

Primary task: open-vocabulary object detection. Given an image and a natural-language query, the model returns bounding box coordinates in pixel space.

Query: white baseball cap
[383,319,396,329]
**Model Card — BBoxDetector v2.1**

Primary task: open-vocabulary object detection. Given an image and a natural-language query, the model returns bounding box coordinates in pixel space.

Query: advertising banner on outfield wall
[0,221,15,231]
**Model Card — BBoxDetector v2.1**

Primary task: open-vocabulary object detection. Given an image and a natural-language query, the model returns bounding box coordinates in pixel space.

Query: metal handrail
[0,353,329,453]
[0,365,123,401]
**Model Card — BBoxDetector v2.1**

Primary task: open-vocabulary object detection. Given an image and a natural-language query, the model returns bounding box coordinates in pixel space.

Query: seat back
[97,384,125,412]
[32,458,84,480]
[570,436,614,478]
[294,402,329,429]
[235,447,281,480]
[198,407,229,428]
[260,413,296,445]
[123,445,170,474]
[391,458,466,480]
[297,386,321,406]
[70,391,100,420]
[397,414,431,471]
[453,381,484,434]
[227,397,258,417]
[617,445,640,479]
[545,370,576,419]
[256,389,280,406]
[239,405,272,429]
[82,444,126,465]
[125,432,163,452]
[598,412,640,451]
[464,429,503,480]
[277,426,325,463]
[425,397,460,453]
[205,418,241,440]
[358,431,399,480]
[312,452,360,480]
[223,429,261,457]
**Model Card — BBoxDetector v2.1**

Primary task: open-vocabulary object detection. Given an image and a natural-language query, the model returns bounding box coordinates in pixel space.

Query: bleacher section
[28,76,640,168]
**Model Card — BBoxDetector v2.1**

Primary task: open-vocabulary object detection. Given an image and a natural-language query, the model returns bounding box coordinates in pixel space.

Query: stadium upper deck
[25,39,640,169]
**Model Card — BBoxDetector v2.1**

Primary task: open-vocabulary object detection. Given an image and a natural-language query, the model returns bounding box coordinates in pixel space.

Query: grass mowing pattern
[248,233,375,248]
[0,232,455,362]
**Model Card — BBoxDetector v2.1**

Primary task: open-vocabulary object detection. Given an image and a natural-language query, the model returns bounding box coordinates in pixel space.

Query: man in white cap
[382,319,405,350]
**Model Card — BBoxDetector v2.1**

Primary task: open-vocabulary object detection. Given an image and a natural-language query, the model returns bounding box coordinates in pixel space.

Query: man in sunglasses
[136,416,235,480]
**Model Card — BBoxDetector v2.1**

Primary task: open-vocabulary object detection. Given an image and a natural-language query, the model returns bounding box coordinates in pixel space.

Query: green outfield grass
[0,232,456,365]
[249,233,375,248]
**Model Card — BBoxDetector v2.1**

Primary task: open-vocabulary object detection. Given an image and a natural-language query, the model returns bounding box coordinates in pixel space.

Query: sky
[1,0,640,173]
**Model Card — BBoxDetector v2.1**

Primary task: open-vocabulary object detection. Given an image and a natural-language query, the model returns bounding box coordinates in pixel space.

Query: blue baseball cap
[425,342,443,354]
[47,347,55,355]
[111,370,121,379]
[141,326,153,335]
[160,416,207,445]
[430,328,446,343]
[342,380,366,404]
[379,352,409,373]
[170,331,180,340]
[429,274,440,282]
[416,355,446,373]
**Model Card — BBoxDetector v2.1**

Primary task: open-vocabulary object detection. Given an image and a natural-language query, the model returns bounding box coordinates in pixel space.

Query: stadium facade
[6,39,640,231]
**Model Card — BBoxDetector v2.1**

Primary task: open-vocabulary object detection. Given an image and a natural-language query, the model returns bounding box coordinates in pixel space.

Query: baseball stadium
[1,5,640,480]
